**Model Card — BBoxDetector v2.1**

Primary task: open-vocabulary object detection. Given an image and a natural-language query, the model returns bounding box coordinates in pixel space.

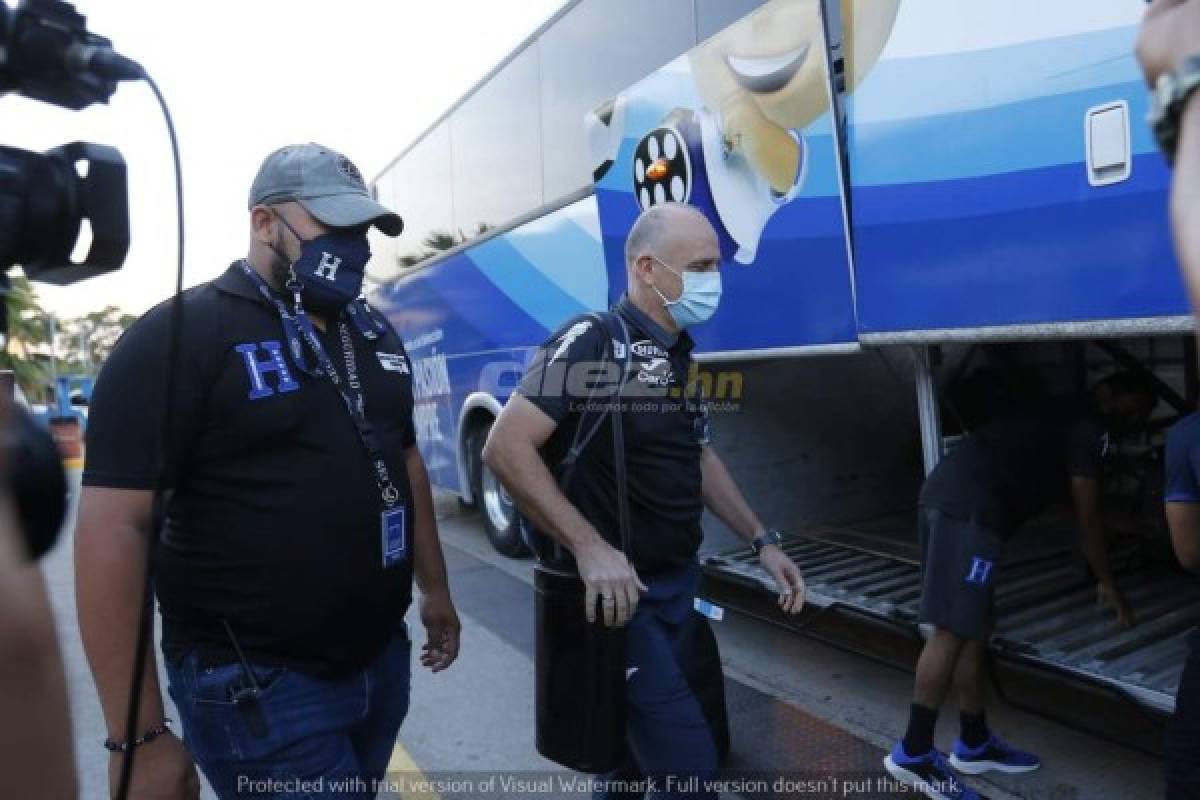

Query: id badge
[381,505,407,568]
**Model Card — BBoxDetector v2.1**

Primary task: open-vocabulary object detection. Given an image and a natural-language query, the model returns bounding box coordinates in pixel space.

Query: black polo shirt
[919,406,1108,537]
[83,262,417,678]
[517,295,710,573]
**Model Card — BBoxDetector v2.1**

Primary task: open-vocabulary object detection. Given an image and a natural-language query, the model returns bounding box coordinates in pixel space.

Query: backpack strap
[601,312,633,556]
[557,311,631,491]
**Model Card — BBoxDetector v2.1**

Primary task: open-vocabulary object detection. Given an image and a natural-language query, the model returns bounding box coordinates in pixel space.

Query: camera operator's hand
[575,534,648,628]
[1138,0,1200,87]
[108,731,200,800]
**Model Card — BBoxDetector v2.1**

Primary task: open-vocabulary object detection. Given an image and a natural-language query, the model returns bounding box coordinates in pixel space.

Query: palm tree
[0,274,50,399]
[393,225,493,271]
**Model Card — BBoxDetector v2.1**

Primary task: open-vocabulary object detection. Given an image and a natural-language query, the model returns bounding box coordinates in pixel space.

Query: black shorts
[918,506,1006,640]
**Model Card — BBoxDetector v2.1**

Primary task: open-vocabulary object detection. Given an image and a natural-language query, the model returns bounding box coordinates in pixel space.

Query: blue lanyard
[237,260,400,509]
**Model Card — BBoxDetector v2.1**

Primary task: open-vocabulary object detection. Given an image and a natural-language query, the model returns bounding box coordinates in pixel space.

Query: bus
[369,0,1197,745]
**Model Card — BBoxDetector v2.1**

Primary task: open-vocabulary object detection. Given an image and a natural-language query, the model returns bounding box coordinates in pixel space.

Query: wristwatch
[1150,54,1200,164]
[749,528,783,555]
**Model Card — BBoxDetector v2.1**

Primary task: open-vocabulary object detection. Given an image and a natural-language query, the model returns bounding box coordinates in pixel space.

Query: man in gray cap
[76,143,459,799]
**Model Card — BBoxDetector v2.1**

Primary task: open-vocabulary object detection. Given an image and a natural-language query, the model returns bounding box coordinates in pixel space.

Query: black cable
[115,70,185,800]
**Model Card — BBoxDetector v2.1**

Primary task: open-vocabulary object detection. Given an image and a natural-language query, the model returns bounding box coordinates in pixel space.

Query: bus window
[389,122,455,273]
[451,46,542,243]
[538,0,696,201]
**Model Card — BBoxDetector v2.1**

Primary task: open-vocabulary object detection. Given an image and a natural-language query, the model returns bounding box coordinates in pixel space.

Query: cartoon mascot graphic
[592,0,900,264]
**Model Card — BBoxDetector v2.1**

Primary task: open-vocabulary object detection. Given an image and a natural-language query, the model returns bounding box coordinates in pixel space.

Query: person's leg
[906,628,967,755]
[621,612,718,800]
[349,633,413,792]
[165,650,372,800]
[886,508,987,799]
[954,639,988,748]
[1166,630,1200,798]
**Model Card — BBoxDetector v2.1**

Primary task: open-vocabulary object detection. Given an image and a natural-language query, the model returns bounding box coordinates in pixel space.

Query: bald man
[484,203,806,799]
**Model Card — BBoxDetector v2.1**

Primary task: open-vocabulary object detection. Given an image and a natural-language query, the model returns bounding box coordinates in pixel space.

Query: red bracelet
[103,718,171,753]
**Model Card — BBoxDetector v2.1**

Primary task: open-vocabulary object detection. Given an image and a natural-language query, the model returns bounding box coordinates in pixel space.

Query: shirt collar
[214,260,277,304]
[213,261,267,302]
[615,293,693,355]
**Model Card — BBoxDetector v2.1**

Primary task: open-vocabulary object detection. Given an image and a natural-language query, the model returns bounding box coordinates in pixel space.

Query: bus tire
[470,420,528,558]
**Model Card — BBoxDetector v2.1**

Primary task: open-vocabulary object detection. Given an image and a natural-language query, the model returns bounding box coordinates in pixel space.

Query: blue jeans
[165,633,411,799]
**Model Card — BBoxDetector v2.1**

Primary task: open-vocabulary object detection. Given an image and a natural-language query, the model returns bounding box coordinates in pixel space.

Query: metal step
[703,532,1199,714]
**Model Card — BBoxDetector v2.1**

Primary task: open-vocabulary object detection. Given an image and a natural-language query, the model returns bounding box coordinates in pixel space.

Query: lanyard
[237,260,400,509]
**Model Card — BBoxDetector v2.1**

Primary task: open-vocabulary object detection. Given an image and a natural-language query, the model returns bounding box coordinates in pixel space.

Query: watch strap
[750,528,783,555]
[1152,54,1200,164]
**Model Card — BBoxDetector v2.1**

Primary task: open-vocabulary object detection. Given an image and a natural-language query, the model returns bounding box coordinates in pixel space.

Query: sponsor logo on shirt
[631,339,666,359]
[550,320,592,364]
[636,357,674,387]
[377,352,411,374]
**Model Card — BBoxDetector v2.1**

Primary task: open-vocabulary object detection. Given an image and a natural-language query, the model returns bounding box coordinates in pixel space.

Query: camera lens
[8,405,67,560]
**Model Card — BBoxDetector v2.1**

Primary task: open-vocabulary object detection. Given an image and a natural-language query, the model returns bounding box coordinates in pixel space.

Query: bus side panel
[372,196,608,493]
[589,0,860,354]
[848,0,1188,334]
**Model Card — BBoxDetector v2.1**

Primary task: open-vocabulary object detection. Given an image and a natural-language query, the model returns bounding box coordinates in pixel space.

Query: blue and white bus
[369,0,1197,731]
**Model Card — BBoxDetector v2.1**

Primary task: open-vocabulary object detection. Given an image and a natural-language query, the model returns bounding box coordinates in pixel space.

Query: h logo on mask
[236,341,300,400]
[965,557,994,586]
[314,252,341,282]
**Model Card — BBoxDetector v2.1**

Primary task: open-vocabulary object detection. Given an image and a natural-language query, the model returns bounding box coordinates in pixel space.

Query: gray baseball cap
[248,143,403,237]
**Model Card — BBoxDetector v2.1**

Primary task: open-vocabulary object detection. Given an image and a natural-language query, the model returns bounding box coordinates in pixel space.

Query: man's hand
[1137,0,1200,87]
[1097,581,1135,629]
[107,731,199,800]
[760,546,806,614]
[575,536,647,627]
[419,588,461,673]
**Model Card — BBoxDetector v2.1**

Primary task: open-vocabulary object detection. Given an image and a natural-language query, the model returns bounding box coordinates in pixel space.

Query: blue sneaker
[884,741,983,799]
[949,734,1041,774]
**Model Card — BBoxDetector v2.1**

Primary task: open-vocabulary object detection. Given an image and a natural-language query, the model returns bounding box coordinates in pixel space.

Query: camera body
[0,0,139,559]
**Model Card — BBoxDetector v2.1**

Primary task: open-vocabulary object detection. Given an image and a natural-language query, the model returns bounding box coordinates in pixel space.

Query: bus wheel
[471,420,528,557]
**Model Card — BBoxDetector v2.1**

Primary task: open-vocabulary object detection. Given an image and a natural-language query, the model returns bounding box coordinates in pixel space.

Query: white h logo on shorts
[314,252,341,281]
[965,557,994,586]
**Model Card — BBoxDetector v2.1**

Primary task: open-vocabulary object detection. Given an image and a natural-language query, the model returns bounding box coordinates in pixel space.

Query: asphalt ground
[40,473,1162,799]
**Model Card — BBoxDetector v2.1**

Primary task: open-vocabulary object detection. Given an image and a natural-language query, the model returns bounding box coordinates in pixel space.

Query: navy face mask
[271,211,371,314]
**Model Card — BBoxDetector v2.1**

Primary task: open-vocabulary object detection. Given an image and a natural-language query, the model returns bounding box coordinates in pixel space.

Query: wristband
[103,718,171,753]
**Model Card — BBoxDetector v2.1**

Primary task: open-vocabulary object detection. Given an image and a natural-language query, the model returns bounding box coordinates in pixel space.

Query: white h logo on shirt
[314,252,341,281]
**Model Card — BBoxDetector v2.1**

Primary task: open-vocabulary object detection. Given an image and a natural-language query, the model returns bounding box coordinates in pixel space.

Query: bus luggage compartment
[701,517,1199,753]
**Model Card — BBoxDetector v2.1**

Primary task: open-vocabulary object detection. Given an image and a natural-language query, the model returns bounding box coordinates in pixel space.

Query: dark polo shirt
[517,295,711,572]
[83,262,417,678]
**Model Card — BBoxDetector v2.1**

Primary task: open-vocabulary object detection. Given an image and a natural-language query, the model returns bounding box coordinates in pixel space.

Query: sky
[4,0,566,318]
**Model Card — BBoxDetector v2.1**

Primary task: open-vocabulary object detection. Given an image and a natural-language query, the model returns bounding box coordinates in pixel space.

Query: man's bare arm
[75,486,199,798]
[405,446,461,672]
[699,446,764,540]
[1166,501,1200,572]
[483,395,600,552]
[1138,0,1200,314]
[483,394,645,626]
[700,446,805,613]
[1070,476,1134,627]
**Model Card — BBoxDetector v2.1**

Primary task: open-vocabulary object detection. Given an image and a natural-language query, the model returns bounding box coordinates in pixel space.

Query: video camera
[0,0,142,558]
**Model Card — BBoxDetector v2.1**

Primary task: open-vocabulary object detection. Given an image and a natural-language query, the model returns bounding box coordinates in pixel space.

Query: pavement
[40,473,1164,799]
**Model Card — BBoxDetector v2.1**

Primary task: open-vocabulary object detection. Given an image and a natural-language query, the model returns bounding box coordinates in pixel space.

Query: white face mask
[651,257,722,328]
